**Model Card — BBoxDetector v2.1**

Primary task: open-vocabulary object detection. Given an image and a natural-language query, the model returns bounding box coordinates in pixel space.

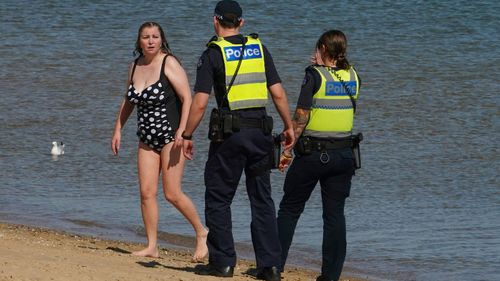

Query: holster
[208,108,224,142]
[294,136,312,156]
[351,132,363,169]
[263,116,273,135]
[270,133,282,169]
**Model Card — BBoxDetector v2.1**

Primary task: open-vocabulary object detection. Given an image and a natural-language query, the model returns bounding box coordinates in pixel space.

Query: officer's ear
[213,16,222,35]
[239,18,245,28]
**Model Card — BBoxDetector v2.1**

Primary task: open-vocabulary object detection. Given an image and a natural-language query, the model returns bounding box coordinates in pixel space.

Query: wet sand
[0,222,368,281]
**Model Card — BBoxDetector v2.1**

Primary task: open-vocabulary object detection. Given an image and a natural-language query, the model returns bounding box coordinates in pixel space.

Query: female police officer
[277,30,361,281]
[182,1,294,280]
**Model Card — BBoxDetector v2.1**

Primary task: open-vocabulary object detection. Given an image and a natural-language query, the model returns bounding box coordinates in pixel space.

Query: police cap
[214,0,242,24]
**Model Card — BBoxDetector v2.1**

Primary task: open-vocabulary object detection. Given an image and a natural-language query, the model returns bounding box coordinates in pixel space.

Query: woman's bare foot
[192,228,208,262]
[132,247,159,258]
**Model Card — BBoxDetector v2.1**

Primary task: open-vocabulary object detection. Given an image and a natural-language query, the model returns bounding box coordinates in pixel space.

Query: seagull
[51,141,65,155]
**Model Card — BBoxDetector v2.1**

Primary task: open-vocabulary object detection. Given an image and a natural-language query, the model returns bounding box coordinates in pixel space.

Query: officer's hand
[282,128,295,151]
[278,150,293,172]
[182,139,194,160]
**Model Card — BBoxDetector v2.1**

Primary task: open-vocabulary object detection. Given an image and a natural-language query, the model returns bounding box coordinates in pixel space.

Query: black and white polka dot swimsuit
[126,55,181,152]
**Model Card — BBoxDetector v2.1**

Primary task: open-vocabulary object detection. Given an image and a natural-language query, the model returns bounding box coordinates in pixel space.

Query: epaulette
[249,33,259,39]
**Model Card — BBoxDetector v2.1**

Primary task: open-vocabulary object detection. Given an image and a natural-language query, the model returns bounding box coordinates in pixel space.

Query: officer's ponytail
[316,30,350,70]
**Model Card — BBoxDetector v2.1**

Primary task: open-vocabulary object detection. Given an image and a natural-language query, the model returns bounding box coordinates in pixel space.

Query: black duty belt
[309,138,353,150]
[239,117,265,128]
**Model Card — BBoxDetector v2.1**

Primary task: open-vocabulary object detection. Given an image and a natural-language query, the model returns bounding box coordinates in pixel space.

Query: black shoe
[316,275,336,281]
[256,266,281,281]
[195,263,234,277]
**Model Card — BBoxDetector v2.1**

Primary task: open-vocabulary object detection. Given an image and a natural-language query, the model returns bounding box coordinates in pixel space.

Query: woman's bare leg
[161,142,208,261]
[133,142,161,258]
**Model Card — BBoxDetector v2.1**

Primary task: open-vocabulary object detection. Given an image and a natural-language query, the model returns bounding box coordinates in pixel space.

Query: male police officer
[181,1,294,280]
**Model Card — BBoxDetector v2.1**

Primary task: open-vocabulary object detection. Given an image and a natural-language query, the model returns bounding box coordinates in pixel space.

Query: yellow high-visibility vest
[304,66,359,138]
[208,35,268,110]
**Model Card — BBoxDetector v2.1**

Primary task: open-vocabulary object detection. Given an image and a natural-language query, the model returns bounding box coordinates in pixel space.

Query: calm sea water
[1,1,499,280]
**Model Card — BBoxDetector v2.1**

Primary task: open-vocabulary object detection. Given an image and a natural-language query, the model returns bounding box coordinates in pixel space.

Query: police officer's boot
[256,266,281,281]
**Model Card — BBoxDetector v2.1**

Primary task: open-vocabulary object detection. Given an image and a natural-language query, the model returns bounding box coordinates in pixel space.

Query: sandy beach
[0,222,367,281]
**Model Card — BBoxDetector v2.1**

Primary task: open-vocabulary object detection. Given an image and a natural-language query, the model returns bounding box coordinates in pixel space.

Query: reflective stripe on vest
[303,66,359,138]
[208,36,268,110]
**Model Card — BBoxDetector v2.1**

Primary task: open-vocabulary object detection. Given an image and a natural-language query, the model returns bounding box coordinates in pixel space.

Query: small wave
[65,218,107,229]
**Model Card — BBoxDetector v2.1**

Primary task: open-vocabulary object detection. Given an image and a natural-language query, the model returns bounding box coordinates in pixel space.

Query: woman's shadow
[106,246,198,273]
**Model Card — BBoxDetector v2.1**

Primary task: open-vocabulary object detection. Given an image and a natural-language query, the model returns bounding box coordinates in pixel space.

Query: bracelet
[282,151,293,159]
[181,131,193,140]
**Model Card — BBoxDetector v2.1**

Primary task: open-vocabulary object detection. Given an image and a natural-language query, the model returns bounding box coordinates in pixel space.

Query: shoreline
[0,222,369,281]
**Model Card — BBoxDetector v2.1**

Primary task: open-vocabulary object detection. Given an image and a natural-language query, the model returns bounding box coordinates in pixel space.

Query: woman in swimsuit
[111,21,208,260]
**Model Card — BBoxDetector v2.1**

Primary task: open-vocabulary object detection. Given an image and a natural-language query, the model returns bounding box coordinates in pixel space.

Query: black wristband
[181,131,193,140]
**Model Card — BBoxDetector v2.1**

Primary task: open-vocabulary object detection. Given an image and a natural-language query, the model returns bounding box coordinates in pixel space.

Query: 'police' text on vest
[224,44,262,62]
[325,81,357,96]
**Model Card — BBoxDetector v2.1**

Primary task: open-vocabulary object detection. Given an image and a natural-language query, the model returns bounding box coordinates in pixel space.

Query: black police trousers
[204,128,281,268]
[277,147,355,280]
